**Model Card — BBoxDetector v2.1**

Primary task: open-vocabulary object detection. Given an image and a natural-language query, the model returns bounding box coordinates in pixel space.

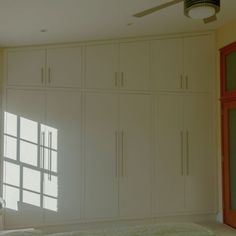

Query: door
[7,49,46,87]
[47,47,82,88]
[184,35,213,92]
[85,44,119,89]
[120,41,149,90]
[43,91,82,224]
[3,89,45,228]
[154,94,185,214]
[222,101,236,228]
[150,38,183,91]
[84,92,119,219]
[119,94,152,217]
[184,94,216,213]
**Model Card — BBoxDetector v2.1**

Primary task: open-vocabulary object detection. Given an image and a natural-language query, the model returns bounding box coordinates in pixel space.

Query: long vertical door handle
[115,131,119,177]
[121,130,124,177]
[121,72,124,87]
[41,132,45,168]
[115,72,118,88]
[186,131,189,175]
[41,68,44,84]
[48,67,51,84]
[180,74,183,89]
[180,131,184,176]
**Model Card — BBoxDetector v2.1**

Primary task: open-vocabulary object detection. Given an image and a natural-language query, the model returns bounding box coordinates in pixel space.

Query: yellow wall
[216,18,236,221]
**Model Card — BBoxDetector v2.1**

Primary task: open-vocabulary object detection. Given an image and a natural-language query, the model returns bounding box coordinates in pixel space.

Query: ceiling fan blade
[133,0,183,18]
[203,15,217,24]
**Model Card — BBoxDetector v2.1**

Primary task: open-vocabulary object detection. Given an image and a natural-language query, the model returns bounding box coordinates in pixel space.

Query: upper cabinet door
[120,41,149,90]
[47,47,82,88]
[7,50,45,87]
[119,94,152,218]
[150,38,183,91]
[85,44,119,89]
[184,35,213,92]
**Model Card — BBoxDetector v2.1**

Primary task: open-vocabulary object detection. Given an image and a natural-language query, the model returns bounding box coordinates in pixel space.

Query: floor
[200,222,236,236]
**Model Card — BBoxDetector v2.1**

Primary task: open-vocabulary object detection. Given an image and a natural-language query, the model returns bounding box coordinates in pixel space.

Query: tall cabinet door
[43,91,82,224]
[47,47,82,88]
[184,94,216,213]
[85,44,119,89]
[154,94,185,214]
[7,50,46,87]
[3,89,45,228]
[150,38,183,91]
[184,35,213,92]
[119,94,152,217]
[85,93,119,219]
[120,42,149,90]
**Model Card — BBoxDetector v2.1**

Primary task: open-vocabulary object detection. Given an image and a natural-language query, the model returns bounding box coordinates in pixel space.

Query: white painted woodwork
[154,94,185,214]
[150,39,183,91]
[119,94,152,217]
[184,94,216,213]
[120,41,149,90]
[47,47,82,88]
[85,93,119,219]
[44,91,82,223]
[85,44,119,89]
[4,89,45,228]
[7,50,45,87]
[184,35,213,92]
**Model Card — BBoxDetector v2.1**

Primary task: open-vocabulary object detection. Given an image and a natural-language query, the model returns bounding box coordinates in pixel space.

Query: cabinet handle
[48,67,51,84]
[185,75,189,90]
[186,131,189,175]
[121,130,124,177]
[41,132,45,168]
[115,131,119,177]
[180,131,184,176]
[180,74,183,89]
[115,72,118,88]
[121,72,124,87]
[41,68,44,84]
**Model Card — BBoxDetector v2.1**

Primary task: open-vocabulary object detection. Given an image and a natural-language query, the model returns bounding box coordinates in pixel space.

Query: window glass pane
[51,151,58,173]
[229,108,236,210]
[226,52,236,91]
[3,185,19,211]
[4,135,17,160]
[23,190,40,207]
[20,140,38,166]
[43,196,57,212]
[44,174,58,197]
[4,112,17,137]
[4,161,20,187]
[23,167,40,192]
[20,117,38,143]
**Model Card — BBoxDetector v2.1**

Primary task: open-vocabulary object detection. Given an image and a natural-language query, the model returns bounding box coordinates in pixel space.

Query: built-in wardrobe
[2,33,217,229]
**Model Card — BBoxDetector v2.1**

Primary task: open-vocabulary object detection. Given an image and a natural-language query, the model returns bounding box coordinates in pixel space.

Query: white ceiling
[0,0,235,47]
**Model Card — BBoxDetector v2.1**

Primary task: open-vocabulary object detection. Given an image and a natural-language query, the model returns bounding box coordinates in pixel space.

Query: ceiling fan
[133,0,220,24]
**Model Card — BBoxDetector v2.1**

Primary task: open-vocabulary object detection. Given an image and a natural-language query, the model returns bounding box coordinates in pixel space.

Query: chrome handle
[185,75,189,90]
[121,72,124,87]
[115,72,118,88]
[41,68,44,84]
[115,131,119,177]
[121,130,124,177]
[180,131,184,176]
[41,132,45,168]
[186,131,189,175]
[48,67,51,84]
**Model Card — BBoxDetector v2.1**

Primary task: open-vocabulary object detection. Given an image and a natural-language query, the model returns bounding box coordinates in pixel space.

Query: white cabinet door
[85,44,119,89]
[119,94,152,218]
[184,35,213,92]
[3,89,45,228]
[184,94,216,213]
[7,50,45,87]
[85,93,119,219]
[43,91,82,223]
[47,47,82,88]
[154,94,185,214]
[150,38,183,91]
[120,41,149,90]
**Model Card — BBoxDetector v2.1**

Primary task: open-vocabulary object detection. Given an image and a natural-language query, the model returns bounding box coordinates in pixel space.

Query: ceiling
[0,0,236,47]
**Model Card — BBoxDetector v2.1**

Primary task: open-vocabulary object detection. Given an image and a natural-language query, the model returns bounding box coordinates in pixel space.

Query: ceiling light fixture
[184,0,220,19]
